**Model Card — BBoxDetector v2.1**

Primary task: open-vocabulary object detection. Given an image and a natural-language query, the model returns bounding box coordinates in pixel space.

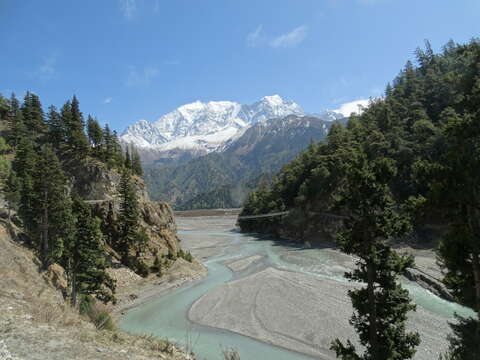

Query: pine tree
[46,105,65,150]
[21,92,46,135]
[66,96,89,157]
[69,198,116,305]
[32,145,74,268]
[330,125,420,360]
[124,147,131,169]
[430,107,480,356]
[131,145,143,176]
[6,94,26,148]
[4,170,20,220]
[118,169,140,261]
[86,115,103,150]
[13,137,38,234]
[112,130,125,167]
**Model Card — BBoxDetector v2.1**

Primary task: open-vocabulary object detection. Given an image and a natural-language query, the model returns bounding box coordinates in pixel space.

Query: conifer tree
[21,92,46,135]
[112,130,125,167]
[66,96,89,157]
[118,168,140,260]
[46,105,65,150]
[330,124,420,360]
[4,170,20,220]
[86,115,103,150]
[32,145,74,268]
[6,94,26,148]
[69,198,116,305]
[13,137,38,234]
[124,147,131,169]
[429,107,480,357]
[131,145,143,176]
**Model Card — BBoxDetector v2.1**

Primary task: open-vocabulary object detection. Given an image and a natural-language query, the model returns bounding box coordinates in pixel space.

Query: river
[119,215,474,360]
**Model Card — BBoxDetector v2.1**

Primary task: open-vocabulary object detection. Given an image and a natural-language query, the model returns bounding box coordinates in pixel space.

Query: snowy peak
[121,95,305,151]
[121,119,168,147]
[244,94,304,124]
[154,100,243,139]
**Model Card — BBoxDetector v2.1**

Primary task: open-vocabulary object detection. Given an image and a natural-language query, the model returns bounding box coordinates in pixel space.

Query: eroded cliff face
[69,160,149,202]
[91,200,180,266]
[65,159,182,266]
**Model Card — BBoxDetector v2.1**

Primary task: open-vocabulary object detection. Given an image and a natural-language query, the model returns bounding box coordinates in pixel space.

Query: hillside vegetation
[240,39,480,358]
[0,92,197,359]
[145,115,337,209]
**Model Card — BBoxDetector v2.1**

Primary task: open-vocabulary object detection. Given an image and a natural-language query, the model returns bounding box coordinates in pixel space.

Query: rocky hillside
[0,219,193,360]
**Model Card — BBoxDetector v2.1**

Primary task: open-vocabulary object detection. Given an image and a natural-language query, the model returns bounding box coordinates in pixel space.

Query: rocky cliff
[69,159,182,268]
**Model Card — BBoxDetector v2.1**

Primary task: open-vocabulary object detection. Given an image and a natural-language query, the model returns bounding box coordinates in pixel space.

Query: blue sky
[1,0,479,132]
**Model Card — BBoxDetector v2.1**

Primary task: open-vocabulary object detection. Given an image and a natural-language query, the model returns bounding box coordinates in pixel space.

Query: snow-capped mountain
[120,95,369,165]
[120,95,305,159]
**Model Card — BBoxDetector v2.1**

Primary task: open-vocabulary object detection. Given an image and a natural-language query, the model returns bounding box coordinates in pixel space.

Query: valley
[119,213,472,360]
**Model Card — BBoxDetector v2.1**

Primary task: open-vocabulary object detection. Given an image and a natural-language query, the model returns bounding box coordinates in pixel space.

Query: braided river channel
[120,214,474,360]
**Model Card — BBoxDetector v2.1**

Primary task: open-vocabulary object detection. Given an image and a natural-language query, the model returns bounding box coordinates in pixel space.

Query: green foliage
[0,91,136,308]
[86,115,103,149]
[151,255,163,275]
[130,145,143,176]
[240,39,480,359]
[118,169,141,258]
[144,116,332,207]
[136,260,150,278]
[439,316,480,360]
[330,122,420,359]
[21,91,46,136]
[178,249,193,263]
[32,145,74,267]
[69,198,116,304]
[78,294,116,331]
[4,170,20,214]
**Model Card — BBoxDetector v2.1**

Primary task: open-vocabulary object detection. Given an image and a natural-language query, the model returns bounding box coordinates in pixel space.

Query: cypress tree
[69,198,116,305]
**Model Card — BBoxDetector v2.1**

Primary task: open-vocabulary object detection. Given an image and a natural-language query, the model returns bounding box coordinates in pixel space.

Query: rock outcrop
[69,159,149,202]
[91,199,180,266]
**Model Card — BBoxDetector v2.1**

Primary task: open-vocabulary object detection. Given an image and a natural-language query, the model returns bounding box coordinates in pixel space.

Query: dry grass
[29,298,79,327]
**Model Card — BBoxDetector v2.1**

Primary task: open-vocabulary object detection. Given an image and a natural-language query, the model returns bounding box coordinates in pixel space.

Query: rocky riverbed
[120,213,475,360]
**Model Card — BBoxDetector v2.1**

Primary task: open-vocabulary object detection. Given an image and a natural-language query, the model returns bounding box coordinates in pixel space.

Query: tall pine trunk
[367,259,378,359]
[472,254,480,319]
[71,272,77,307]
[41,189,49,269]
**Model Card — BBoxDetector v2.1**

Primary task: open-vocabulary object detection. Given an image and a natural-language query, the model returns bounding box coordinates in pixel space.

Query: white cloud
[103,97,113,104]
[126,66,159,87]
[270,25,308,48]
[246,25,264,47]
[333,99,370,117]
[28,53,58,81]
[119,0,136,19]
